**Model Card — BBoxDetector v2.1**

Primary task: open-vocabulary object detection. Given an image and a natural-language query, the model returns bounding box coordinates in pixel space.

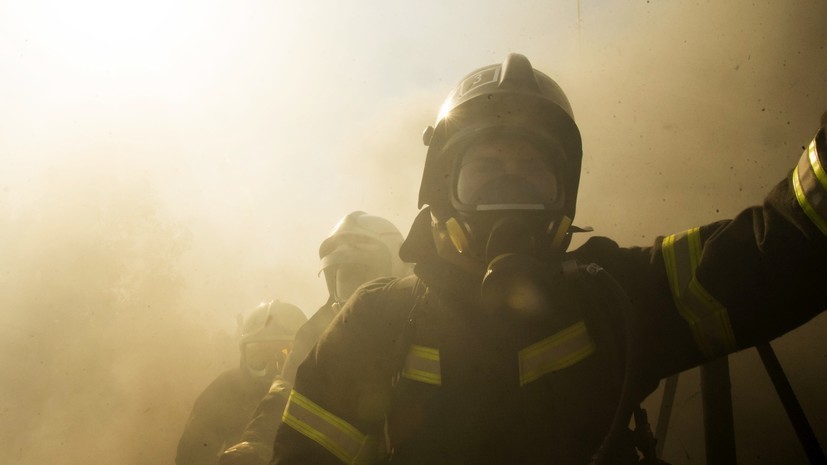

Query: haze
[1,1,825,464]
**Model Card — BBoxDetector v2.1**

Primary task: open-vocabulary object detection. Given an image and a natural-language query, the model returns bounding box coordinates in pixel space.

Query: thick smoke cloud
[0,162,236,463]
[1,1,825,464]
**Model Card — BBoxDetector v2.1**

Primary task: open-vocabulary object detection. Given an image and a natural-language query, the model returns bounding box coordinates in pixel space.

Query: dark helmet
[418,53,583,269]
[318,211,410,303]
[238,300,307,379]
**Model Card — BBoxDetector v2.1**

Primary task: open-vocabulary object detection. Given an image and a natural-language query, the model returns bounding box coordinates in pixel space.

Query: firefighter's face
[328,237,391,303]
[455,137,560,209]
[333,261,386,303]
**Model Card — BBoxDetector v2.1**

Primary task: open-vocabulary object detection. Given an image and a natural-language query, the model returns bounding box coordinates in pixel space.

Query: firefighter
[269,53,827,465]
[175,300,306,465]
[282,211,412,385]
[219,211,412,465]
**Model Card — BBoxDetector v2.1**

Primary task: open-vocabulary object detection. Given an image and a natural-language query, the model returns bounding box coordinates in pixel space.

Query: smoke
[0,159,234,463]
[0,1,825,464]
[562,3,827,463]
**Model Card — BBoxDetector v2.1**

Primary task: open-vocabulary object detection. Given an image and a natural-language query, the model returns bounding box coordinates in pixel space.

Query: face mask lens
[244,340,292,370]
[322,237,392,303]
[456,138,559,207]
[334,262,385,302]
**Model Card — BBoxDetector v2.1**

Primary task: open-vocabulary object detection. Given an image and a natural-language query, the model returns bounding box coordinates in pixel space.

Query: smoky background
[0,1,825,464]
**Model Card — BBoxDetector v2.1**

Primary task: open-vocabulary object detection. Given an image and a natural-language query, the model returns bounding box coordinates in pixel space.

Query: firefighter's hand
[219,441,271,465]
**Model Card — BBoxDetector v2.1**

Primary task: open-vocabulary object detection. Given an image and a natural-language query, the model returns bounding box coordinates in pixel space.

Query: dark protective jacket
[271,128,827,464]
[282,302,338,386]
[176,368,271,465]
[219,303,339,465]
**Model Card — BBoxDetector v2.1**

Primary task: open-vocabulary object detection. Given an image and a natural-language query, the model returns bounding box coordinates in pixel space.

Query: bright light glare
[13,0,213,69]
[1,0,251,104]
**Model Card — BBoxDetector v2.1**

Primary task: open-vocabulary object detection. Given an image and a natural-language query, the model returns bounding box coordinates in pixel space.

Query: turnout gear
[176,369,273,465]
[286,211,411,384]
[219,378,293,465]
[220,213,412,465]
[271,54,827,465]
[219,303,341,465]
[176,301,305,465]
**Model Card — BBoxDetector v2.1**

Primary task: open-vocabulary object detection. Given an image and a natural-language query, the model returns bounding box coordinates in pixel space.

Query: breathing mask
[319,211,411,311]
[238,300,306,381]
[418,53,588,316]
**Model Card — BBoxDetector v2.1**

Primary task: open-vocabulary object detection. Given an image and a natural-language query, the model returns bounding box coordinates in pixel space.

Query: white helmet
[319,211,411,303]
[238,300,306,380]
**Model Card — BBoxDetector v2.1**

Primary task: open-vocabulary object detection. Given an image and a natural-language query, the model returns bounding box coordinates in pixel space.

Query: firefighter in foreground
[220,211,412,465]
[271,53,827,464]
[175,300,306,465]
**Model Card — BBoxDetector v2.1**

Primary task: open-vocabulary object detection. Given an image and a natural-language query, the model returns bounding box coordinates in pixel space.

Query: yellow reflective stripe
[793,135,827,235]
[662,228,699,298]
[282,390,377,465]
[518,320,596,386]
[808,137,827,188]
[401,345,442,385]
[684,279,736,354]
[662,228,737,358]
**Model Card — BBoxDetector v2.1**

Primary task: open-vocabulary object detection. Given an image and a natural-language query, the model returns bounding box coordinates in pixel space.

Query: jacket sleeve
[281,304,335,386]
[234,377,290,447]
[176,372,236,465]
[272,277,409,465]
[591,126,827,381]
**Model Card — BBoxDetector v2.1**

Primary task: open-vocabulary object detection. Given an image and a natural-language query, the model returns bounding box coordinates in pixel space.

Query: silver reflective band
[662,228,737,358]
[793,130,827,235]
[402,345,442,385]
[518,320,596,386]
[282,390,378,465]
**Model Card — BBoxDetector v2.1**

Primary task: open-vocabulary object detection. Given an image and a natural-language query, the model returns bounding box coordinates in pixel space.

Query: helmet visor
[244,340,292,370]
[333,262,386,303]
[454,136,561,210]
[319,235,391,272]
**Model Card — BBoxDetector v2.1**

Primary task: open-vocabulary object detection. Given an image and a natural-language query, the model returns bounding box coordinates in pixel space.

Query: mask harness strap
[381,278,428,462]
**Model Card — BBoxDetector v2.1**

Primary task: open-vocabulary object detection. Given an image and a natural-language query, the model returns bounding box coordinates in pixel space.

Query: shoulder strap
[384,276,427,385]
